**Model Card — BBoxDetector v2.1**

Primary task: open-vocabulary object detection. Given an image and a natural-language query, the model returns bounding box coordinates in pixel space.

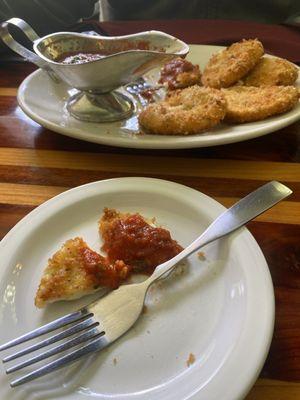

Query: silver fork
[0,181,291,387]
[124,77,163,108]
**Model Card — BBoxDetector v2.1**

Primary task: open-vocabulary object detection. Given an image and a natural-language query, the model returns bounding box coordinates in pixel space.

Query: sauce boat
[0,18,189,122]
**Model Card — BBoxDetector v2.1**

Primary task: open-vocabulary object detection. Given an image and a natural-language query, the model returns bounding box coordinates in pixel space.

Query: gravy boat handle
[0,18,60,82]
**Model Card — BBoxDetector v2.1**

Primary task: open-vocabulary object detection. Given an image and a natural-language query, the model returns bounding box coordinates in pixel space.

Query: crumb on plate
[142,305,148,314]
[197,251,206,261]
[186,353,196,367]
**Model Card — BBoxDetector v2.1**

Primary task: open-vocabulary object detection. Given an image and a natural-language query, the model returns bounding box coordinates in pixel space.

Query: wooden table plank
[0,164,299,201]
[0,204,35,239]
[246,379,300,399]
[0,62,36,87]
[0,182,298,224]
[0,183,66,206]
[1,113,300,163]
[0,88,17,96]
[0,147,299,181]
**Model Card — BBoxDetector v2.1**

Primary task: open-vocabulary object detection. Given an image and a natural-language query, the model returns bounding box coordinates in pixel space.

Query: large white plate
[17,45,300,149]
[0,178,274,400]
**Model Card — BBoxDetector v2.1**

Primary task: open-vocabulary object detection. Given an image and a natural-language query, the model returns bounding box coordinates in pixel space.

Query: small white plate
[17,45,300,149]
[0,178,274,400]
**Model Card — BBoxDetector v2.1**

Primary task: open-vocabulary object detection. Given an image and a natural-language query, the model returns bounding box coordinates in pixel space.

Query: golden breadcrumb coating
[99,208,129,237]
[35,237,130,308]
[138,85,226,135]
[202,39,264,88]
[222,86,299,123]
[243,57,299,86]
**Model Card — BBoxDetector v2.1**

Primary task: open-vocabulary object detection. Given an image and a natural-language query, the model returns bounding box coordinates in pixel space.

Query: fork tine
[3,317,97,363]
[125,86,147,109]
[125,86,135,94]
[0,309,90,352]
[6,326,103,373]
[135,77,145,85]
[10,334,108,387]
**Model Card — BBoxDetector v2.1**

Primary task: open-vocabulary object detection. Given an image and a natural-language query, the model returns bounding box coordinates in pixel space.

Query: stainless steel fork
[124,77,163,108]
[0,181,292,387]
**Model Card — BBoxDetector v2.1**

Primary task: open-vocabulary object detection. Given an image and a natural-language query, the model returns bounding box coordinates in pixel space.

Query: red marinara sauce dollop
[159,57,199,89]
[102,214,183,274]
[80,246,131,289]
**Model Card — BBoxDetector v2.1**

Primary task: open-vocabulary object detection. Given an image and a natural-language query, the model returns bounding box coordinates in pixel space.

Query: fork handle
[146,181,291,285]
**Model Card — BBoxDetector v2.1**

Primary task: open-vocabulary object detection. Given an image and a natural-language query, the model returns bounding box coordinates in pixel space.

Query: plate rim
[0,177,275,399]
[17,44,300,149]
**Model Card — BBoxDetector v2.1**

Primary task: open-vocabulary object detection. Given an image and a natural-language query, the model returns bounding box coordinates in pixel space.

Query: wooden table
[0,53,300,399]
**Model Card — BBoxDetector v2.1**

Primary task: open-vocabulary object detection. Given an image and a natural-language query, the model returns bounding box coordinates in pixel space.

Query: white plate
[17,45,300,149]
[0,177,274,400]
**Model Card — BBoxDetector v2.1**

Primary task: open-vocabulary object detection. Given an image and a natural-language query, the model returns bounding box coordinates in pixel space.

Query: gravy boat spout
[0,18,189,122]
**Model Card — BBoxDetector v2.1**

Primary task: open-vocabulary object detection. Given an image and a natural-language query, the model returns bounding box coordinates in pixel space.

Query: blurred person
[0,0,299,57]
[0,0,299,35]
[0,0,98,36]
[100,0,300,25]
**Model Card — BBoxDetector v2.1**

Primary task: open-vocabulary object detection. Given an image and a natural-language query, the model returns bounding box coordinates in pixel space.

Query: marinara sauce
[102,213,183,274]
[159,57,199,89]
[80,246,131,289]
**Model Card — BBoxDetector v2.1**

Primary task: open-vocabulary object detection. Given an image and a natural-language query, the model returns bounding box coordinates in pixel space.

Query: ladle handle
[0,18,59,82]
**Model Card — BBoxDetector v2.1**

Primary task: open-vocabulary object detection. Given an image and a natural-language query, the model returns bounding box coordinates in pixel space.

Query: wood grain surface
[0,47,300,398]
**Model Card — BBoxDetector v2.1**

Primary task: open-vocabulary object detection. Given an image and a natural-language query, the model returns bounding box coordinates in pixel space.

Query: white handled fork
[0,181,292,387]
